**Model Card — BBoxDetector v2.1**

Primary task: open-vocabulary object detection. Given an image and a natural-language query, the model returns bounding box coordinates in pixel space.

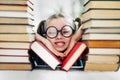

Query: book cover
[0,48,30,57]
[31,41,62,70]
[0,49,31,70]
[88,48,120,55]
[0,63,31,70]
[0,0,29,5]
[83,40,120,48]
[82,33,120,40]
[82,9,120,22]
[84,1,120,11]
[0,10,33,18]
[82,19,120,29]
[0,56,30,63]
[0,17,34,25]
[84,63,119,71]
[0,42,31,49]
[0,25,34,33]
[83,28,120,34]
[84,0,120,5]
[0,5,33,12]
[61,42,87,71]
[0,33,35,42]
[86,54,120,64]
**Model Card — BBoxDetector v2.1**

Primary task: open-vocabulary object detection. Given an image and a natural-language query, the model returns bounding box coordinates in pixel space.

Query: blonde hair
[46,13,74,27]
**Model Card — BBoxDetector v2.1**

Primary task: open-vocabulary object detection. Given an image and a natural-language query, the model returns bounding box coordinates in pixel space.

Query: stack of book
[81,0,120,71]
[0,0,35,70]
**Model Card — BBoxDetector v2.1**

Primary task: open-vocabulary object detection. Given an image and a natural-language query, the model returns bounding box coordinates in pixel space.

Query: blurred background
[33,0,84,31]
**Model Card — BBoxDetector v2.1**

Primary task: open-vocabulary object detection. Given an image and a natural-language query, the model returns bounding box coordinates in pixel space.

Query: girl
[36,13,83,59]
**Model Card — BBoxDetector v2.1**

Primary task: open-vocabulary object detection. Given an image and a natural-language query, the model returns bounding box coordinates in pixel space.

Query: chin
[57,48,67,53]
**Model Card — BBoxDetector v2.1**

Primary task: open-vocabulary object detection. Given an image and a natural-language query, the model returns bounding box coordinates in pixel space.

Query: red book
[61,42,87,71]
[30,41,62,70]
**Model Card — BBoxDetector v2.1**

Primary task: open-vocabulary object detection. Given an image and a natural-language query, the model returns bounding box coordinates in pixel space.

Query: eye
[62,26,73,37]
[46,26,57,38]
[48,31,56,35]
[62,30,70,34]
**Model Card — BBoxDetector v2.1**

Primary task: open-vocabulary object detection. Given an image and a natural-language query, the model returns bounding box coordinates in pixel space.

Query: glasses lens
[62,25,73,37]
[46,27,57,38]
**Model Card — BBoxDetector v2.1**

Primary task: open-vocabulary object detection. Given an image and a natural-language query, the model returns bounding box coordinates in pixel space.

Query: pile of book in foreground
[0,0,35,70]
[82,0,120,71]
[30,41,87,71]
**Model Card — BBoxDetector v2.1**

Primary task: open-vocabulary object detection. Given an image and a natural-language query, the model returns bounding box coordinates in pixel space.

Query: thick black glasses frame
[45,25,75,38]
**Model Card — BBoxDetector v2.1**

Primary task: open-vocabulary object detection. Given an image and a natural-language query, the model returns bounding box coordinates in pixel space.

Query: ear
[74,18,81,28]
[37,20,47,38]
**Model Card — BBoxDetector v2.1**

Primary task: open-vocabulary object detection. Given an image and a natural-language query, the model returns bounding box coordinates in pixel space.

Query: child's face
[47,18,72,52]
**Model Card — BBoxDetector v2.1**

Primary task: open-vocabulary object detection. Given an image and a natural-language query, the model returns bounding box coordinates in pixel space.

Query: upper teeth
[56,42,64,46]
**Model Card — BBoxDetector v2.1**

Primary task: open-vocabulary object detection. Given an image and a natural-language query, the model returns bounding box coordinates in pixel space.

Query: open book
[61,42,87,71]
[30,41,87,71]
[31,41,62,70]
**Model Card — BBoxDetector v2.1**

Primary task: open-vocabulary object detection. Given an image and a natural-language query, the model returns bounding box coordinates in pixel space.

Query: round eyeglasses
[46,25,75,38]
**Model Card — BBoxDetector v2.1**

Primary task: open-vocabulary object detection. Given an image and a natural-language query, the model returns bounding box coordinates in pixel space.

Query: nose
[56,32,63,39]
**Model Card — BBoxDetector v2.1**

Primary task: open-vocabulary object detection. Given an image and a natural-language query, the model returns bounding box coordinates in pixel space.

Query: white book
[82,20,120,29]
[0,0,30,5]
[0,56,30,63]
[86,55,119,64]
[0,33,35,42]
[31,41,61,70]
[82,10,120,22]
[0,49,29,56]
[82,33,120,40]
[84,28,120,34]
[89,48,120,55]
[0,25,34,33]
[0,11,33,18]
[0,17,34,25]
[0,42,31,49]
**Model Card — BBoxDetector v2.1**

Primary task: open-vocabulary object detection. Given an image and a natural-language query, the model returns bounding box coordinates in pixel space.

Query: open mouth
[54,41,65,47]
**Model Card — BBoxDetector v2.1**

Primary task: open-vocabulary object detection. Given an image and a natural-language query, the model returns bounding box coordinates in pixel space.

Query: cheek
[47,38,54,44]
[65,38,71,44]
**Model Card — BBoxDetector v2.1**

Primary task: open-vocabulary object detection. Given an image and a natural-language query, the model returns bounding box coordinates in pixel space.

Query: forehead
[47,18,73,29]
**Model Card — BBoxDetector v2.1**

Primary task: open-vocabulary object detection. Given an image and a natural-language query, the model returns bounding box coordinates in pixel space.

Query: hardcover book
[82,9,120,22]
[83,28,120,34]
[83,40,120,48]
[82,33,120,40]
[0,0,32,5]
[61,42,87,71]
[0,5,33,12]
[0,17,34,25]
[86,54,120,64]
[82,19,120,29]
[31,41,62,70]
[0,11,33,18]
[84,63,119,71]
[88,48,120,55]
[0,42,31,49]
[0,25,34,33]
[30,41,87,71]
[84,1,120,11]
[0,33,35,42]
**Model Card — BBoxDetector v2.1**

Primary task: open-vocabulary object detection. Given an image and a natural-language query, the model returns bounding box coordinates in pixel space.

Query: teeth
[55,42,65,46]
